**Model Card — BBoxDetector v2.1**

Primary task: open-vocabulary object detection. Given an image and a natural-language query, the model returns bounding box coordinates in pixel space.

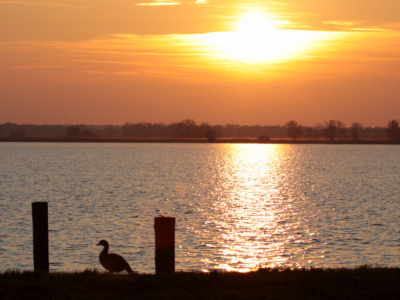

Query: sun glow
[236,13,276,34]
[199,13,328,63]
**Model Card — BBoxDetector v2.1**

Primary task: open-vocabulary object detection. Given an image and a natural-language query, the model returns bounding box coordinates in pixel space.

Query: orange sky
[1,0,400,126]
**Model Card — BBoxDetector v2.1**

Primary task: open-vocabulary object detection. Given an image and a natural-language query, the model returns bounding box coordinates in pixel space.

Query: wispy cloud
[320,21,389,32]
[12,63,59,69]
[3,29,400,85]
[323,21,358,26]
[136,1,181,6]
[0,0,88,8]
[135,0,209,5]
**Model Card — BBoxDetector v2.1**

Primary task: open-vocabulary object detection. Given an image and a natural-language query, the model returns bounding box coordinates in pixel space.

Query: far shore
[0,137,399,144]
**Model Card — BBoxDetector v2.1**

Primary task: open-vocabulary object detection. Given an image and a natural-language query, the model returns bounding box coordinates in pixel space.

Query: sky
[1,0,400,126]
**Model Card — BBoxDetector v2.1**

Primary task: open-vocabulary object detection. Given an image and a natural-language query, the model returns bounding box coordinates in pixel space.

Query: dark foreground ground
[1,267,400,300]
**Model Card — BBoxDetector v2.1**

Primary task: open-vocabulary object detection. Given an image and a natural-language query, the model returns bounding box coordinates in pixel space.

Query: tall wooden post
[32,202,49,272]
[154,216,175,274]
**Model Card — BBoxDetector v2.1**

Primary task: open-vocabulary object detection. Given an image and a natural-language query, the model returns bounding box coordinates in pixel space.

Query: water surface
[0,143,399,273]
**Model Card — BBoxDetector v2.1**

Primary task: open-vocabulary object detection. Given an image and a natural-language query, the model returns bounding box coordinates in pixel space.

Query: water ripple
[0,143,399,273]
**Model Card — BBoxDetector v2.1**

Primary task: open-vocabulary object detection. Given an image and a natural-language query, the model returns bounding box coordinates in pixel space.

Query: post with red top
[32,202,49,272]
[154,216,175,274]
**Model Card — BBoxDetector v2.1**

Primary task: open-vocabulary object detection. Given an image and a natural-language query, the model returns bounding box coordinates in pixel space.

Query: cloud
[136,1,181,6]
[319,21,388,32]
[12,63,59,69]
[136,0,209,6]
[0,0,87,8]
[2,28,400,87]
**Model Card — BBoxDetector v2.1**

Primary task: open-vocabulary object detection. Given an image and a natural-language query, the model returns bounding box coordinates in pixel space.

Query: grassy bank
[1,267,400,299]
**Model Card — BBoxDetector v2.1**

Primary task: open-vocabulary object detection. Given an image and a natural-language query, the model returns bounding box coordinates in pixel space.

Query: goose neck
[101,244,109,254]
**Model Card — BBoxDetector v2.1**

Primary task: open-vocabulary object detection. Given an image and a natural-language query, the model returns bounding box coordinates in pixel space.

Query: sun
[199,12,326,63]
[229,13,282,61]
[236,12,276,35]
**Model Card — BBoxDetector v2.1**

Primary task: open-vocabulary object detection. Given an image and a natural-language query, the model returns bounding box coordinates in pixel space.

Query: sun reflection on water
[199,144,319,272]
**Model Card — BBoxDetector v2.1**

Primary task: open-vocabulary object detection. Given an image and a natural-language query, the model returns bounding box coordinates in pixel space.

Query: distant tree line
[284,119,400,141]
[0,119,399,140]
[121,120,285,139]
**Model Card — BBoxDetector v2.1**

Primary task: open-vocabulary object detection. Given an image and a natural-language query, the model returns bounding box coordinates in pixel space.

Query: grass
[1,266,400,299]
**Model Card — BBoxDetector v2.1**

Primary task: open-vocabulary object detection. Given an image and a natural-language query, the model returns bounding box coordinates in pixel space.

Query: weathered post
[154,216,175,274]
[32,202,49,272]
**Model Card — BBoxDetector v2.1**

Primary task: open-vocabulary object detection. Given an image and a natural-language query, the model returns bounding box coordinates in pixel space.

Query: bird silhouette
[96,240,133,274]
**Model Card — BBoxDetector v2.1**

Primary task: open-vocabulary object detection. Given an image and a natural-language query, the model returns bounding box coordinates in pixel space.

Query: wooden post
[154,216,175,274]
[32,202,49,272]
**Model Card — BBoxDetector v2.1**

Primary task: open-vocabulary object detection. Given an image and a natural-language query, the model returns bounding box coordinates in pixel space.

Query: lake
[0,142,399,273]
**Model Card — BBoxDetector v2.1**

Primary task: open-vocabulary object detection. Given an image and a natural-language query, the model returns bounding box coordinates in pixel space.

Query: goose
[96,240,133,274]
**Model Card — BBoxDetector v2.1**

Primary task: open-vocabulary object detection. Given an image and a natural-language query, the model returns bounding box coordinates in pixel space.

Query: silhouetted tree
[224,124,240,138]
[351,122,363,140]
[206,130,217,141]
[104,126,119,138]
[305,127,314,140]
[324,120,337,140]
[285,120,303,140]
[257,134,270,143]
[67,126,80,137]
[213,125,223,138]
[336,121,347,139]
[172,119,200,138]
[199,122,212,138]
[386,119,400,140]
[9,129,26,138]
[312,124,324,139]
[80,128,97,137]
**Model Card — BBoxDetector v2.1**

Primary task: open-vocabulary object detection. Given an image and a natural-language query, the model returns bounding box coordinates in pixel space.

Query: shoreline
[0,137,399,144]
[1,267,399,299]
